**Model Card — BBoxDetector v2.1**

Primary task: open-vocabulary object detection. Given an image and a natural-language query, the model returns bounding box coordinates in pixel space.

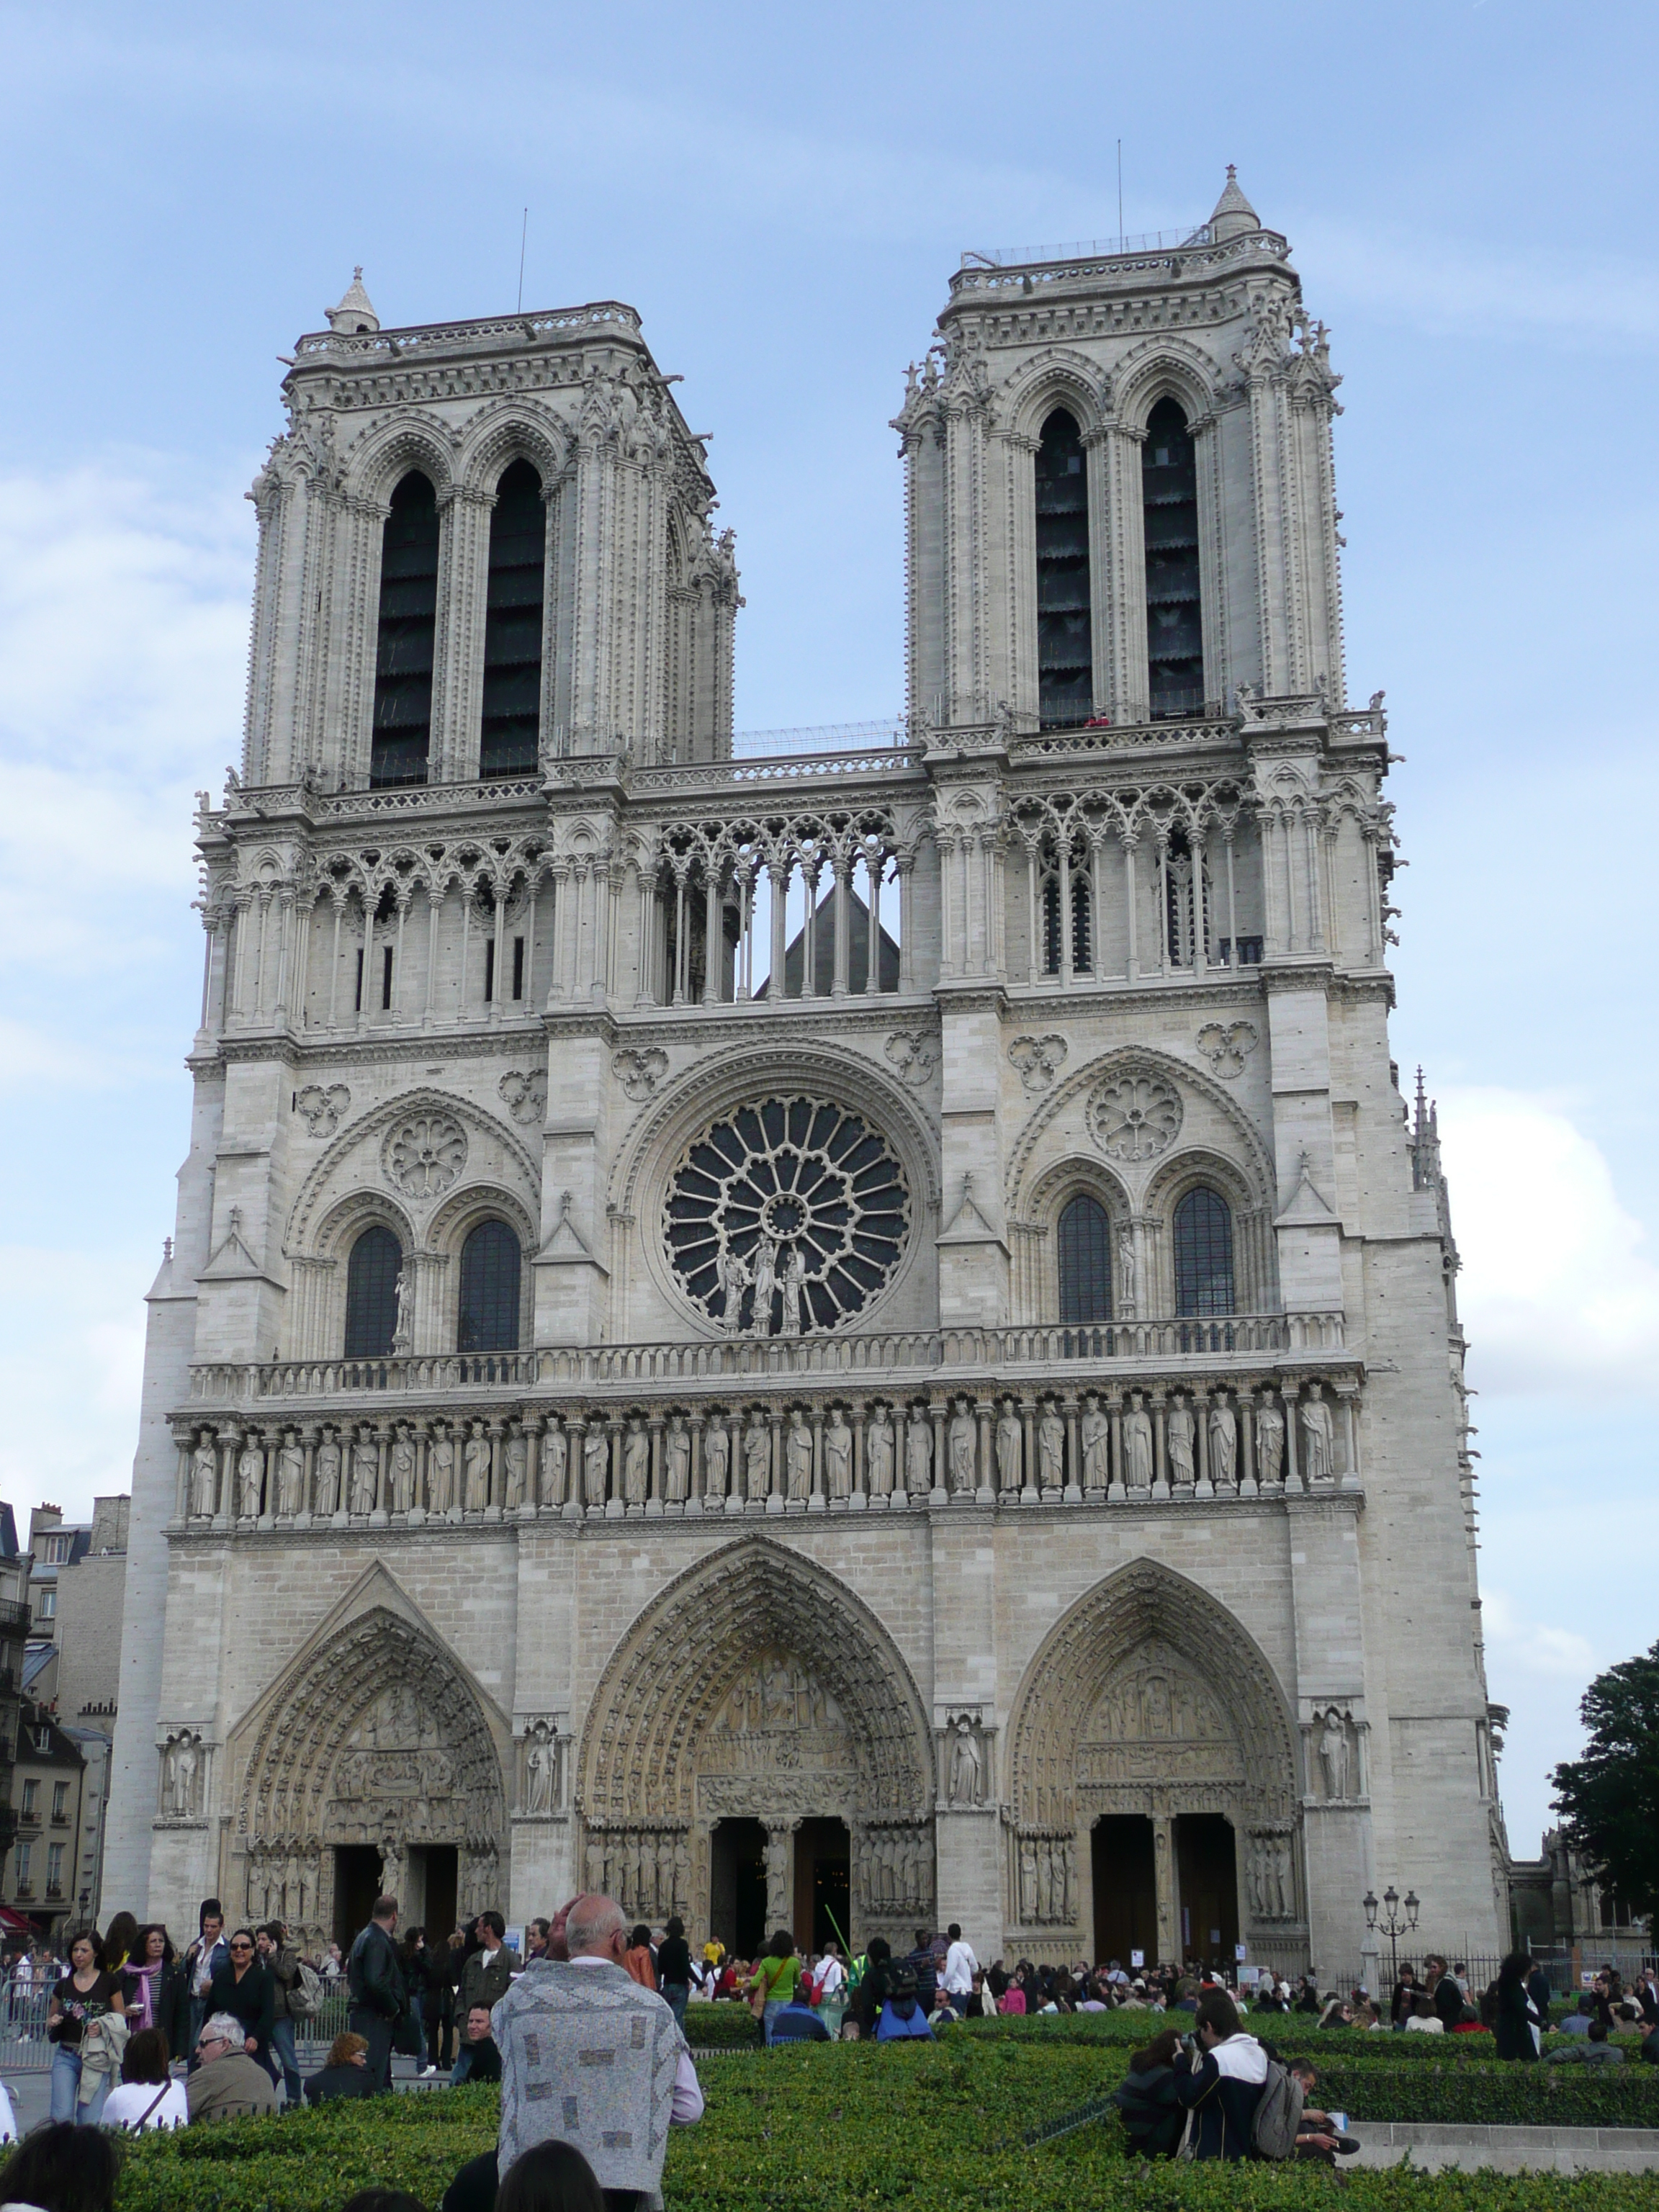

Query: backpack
[287,1959,323,2020]
[1250,2057,1305,2160]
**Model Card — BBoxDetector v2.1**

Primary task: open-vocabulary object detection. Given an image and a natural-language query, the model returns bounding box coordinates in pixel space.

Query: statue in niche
[778,1245,807,1338]
[275,1433,303,1516]
[1123,1396,1153,1488]
[583,1425,609,1506]
[703,1421,729,1499]
[349,1430,378,1515]
[237,1438,264,1519]
[624,1421,649,1506]
[389,1265,410,1356]
[664,1415,691,1503]
[750,1234,778,1336]
[1038,1403,1064,1488]
[784,1409,813,1500]
[996,1401,1022,1491]
[765,1827,788,1921]
[1118,1224,1138,1316]
[743,1411,771,1501]
[503,1425,528,1509]
[1318,1708,1354,1801]
[1274,1838,1294,1918]
[390,1427,417,1513]
[904,1413,932,1493]
[948,1399,976,1491]
[428,1426,455,1514]
[1167,1399,1195,1486]
[1247,1836,1273,1920]
[1080,1395,1110,1487]
[1036,1839,1055,1921]
[190,1434,218,1517]
[315,1432,341,1516]
[823,1409,852,1500]
[541,1421,567,1507]
[717,1243,750,1336]
[1208,1397,1238,1488]
[523,1723,554,1815]
[1301,1395,1334,1484]
[866,1408,894,1495]
[162,1732,201,1819]
[464,1422,491,1511]
[946,1716,984,1807]
[1256,1400,1285,1487]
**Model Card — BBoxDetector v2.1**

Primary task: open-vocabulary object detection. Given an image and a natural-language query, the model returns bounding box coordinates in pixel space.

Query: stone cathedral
[106,173,1509,1977]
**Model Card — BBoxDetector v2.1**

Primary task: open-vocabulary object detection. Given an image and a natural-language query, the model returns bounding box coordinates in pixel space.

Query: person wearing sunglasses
[186,2011,278,2121]
[199,1930,274,2073]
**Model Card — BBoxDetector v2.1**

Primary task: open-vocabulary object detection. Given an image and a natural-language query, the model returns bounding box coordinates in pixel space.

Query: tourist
[1112,2027,1185,2157]
[451,2002,503,2085]
[485,2137,608,2212]
[1635,1969,1659,2026]
[102,2026,189,2131]
[101,1914,140,1978]
[903,1930,938,2014]
[186,2010,279,2120]
[8,1946,34,2031]
[347,1894,409,2092]
[1173,1990,1268,2159]
[490,1892,702,2198]
[747,1931,801,2044]
[256,1922,305,2103]
[656,1915,693,2029]
[1286,2059,1361,2162]
[875,1961,934,2041]
[122,1925,189,2059]
[0,2123,120,2212]
[998,1972,1027,2018]
[1494,1952,1541,2062]
[1526,1958,1552,2031]
[181,1899,228,2055]
[45,1928,127,2126]
[770,1988,832,2042]
[941,1923,979,2014]
[431,1928,467,2069]
[320,1940,344,1987]
[1405,1995,1443,2033]
[1547,2019,1625,2067]
[203,1928,275,2071]
[305,2030,376,2103]
[400,1926,436,2073]
[1388,1964,1419,2029]
[623,1924,657,1990]
[459,1912,518,2017]
[524,1918,552,1964]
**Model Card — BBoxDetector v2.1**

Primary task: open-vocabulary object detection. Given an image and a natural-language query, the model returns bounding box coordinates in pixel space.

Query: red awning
[0,1907,34,1933]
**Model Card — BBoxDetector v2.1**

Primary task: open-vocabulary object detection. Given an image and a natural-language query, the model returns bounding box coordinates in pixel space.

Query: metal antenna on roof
[517,208,529,314]
[1117,140,1123,243]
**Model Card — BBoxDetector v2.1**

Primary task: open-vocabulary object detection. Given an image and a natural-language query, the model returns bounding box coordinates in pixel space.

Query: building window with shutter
[480,461,547,778]
[1035,410,1092,729]
[1142,397,1205,719]
[370,472,440,788]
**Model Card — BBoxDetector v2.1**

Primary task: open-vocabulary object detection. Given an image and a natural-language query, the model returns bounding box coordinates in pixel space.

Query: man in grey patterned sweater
[493,1894,703,2209]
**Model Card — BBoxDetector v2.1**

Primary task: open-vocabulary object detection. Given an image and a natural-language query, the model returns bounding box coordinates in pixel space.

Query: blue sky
[0,0,1655,1860]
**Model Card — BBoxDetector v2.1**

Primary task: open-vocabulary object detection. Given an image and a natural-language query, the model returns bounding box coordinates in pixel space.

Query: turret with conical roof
[1208,164,1259,242]
[325,267,379,335]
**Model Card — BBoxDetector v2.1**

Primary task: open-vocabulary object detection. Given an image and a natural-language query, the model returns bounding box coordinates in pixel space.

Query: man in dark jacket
[903,1931,938,2015]
[347,1894,407,2092]
[1174,1990,1268,2160]
[1425,1955,1465,2031]
[256,1922,304,2105]
[459,1911,518,2017]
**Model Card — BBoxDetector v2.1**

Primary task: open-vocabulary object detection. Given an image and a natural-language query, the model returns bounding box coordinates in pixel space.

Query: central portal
[709,1818,768,1956]
[793,1816,851,1953]
[1092,1815,1156,1966]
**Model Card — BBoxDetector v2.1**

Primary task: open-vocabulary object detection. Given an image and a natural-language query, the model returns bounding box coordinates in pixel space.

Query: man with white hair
[186,2010,279,2121]
[493,1892,702,2206]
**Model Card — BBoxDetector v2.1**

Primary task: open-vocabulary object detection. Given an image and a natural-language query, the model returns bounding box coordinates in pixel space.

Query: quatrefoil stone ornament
[1089,1070,1184,1163]
[382,1112,469,1200]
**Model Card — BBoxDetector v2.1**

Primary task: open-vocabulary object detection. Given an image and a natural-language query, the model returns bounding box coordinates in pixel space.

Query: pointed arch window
[1058,1195,1113,1324]
[1035,409,1092,729]
[344,1224,403,1357]
[371,472,440,787]
[1143,397,1205,719]
[1174,1186,1234,1316]
[1041,861,1092,976]
[458,1219,521,1353]
[480,460,547,778]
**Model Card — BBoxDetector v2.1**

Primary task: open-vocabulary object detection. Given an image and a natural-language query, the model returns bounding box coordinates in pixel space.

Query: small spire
[325,266,379,335]
[1208,163,1260,242]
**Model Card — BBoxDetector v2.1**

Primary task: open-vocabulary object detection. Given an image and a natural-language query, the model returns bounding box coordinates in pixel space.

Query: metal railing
[962,227,1211,267]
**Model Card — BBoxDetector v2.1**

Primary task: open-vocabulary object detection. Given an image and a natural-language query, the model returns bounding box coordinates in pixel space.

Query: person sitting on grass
[1112,2027,1185,2158]
[100,2025,189,2131]
[305,2028,377,2103]
[768,1987,832,2043]
[1548,2018,1625,2066]
[1286,2059,1360,2162]
[0,2124,120,2212]
[875,1961,934,2041]
[450,2002,502,2085]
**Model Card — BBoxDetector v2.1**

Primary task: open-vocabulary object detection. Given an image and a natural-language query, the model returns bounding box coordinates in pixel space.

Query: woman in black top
[305,2030,376,2104]
[656,1915,693,2031]
[855,1937,892,2038]
[1494,1951,1540,2062]
[1114,2028,1186,2158]
[203,1928,275,2065]
[122,1925,190,2061]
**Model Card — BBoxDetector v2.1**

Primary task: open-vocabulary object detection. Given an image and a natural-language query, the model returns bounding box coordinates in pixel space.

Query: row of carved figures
[174,1380,1359,1523]
[1013,1827,1300,1930]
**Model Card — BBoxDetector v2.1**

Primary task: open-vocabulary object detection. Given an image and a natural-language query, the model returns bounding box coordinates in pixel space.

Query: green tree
[1550,1640,1659,1920]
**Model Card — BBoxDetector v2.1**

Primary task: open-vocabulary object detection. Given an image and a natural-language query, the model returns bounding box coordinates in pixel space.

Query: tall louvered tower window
[1035,410,1092,728]
[480,460,547,778]
[370,472,440,786]
[1142,397,1205,719]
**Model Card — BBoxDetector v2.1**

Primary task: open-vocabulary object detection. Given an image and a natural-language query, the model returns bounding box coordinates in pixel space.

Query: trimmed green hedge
[109,2041,1659,2212]
[1316,2064,1659,2129]
[683,2001,763,2049]
[951,2013,1651,2066]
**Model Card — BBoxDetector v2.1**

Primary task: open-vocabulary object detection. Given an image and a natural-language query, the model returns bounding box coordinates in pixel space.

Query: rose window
[665,1097,909,1335]
[1089,1071,1183,1162]
[382,1112,469,1200]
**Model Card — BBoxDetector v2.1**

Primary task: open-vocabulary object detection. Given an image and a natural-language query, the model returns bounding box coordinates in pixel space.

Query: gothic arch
[285,1086,541,1256]
[1109,338,1220,434]
[456,399,575,499]
[1001,349,1110,444]
[577,1536,935,1825]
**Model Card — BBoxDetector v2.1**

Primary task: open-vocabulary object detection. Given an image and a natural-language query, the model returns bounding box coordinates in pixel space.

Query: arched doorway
[1008,1560,1301,1967]
[577,1538,935,1951]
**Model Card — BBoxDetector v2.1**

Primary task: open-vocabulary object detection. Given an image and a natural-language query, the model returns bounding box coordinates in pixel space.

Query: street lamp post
[1363,1885,1420,1990]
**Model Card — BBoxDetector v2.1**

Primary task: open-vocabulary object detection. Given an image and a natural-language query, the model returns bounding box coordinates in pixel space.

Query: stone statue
[237,1439,264,1519]
[163,1732,200,1819]
[717,1243,749,1335]
[823,1410,852,1500]
[1167,1401,1195,1487]
[904,1413,932,1494]
[1038,1404,1064,1488]
[996,1402,1022,1491]
[1036,1839,1055,1921]
[663,1416,691,1502]
[947,1716,983,1806]
[1256,1400,1285,1487]
[389,1265,410,1355]
[1123,1398,1154,1488]
[583,1425,610,1506]
[428,1428,455,1514]
[765,1825,788,1922]
[1274,1838,1294,1918]
[1248,1836,1272,1919]
[1080,1397,1110,1488]
[275,1434,303,1516]
[1302,1396,1334,1484]
[785,1408,813,1500]
[624,1421,649,1506]
[523,1725,554,1815]
[744,1411,771,1501]
[948,1399,976,1491]
[191,1434,218,1517]
[750,1233,778,1336]
[387,1428,415,1513]
[315,1433,342,1516]
[464,1423,492,1511]
[703,1421,730,1499]
[541,1420,567,1506]
[504,1426,529,1509]
[865,1409,894,1495]
[350,1431,379,1515]
[1208,1398,1238,1488]
[1318,1708,1352,1800]
[1118,1223,1138,1315]
[778,1244,807,1337]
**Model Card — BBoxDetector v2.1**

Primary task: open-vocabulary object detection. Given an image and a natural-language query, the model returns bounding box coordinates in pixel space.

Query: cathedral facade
[105,175,1508,1976]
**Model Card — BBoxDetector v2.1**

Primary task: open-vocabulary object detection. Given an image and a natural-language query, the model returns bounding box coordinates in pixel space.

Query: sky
[0,0,1654,1862]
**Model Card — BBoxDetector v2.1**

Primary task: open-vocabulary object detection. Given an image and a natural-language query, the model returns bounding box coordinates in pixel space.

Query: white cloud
[0,1247,151,1526]
[1437,1087,1659,1393]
